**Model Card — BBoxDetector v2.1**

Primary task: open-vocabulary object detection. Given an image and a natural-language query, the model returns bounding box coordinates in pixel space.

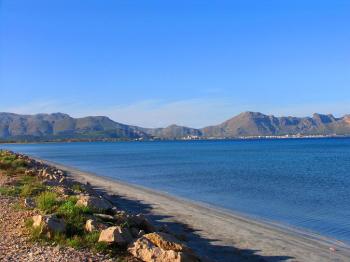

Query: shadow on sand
[86,183,294,262]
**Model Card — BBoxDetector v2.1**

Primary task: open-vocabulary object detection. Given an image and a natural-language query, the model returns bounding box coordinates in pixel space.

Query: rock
[32,214,66,237]
[85,219,107,232]
[24,198,36,208]
[127,214,156,233]
[144,232,189,252]
[98,226,133,245]
[32,215,44,228]
[93,213,115,221]
[54,186,71,195]
[42,179,60,187]
[128,237,199,262]
[131,227,145,238]
[24,169,36,176]
[76,195,113,211]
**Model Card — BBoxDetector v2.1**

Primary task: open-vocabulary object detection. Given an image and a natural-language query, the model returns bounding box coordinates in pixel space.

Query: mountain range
[1,111,350,141]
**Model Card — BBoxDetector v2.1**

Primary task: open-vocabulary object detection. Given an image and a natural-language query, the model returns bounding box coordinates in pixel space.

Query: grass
[0,175,46,198]
[19,176,46,197]
[36,191,59,214]
[0,186,20,196]
[72,183,85,193]
[0,152,27,175]
[57,198,92,236]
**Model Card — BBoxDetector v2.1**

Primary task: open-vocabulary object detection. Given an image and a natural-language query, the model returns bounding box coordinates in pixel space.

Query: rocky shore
[0,150,201,262]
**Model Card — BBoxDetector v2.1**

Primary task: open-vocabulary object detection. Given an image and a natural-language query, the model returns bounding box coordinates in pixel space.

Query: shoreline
[1,135,350,145]
[32,156,350,261]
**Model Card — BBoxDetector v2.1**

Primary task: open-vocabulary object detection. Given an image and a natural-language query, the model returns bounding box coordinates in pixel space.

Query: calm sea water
[2,139,350,243]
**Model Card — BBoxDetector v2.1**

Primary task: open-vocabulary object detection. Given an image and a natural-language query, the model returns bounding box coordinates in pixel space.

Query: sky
[1,0,349,128]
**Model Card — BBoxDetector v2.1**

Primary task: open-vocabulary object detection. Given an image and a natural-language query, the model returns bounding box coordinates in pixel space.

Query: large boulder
[98,226,133,245]
[76,195,114,211]
[128,236,199,262]
[32,214,66,238]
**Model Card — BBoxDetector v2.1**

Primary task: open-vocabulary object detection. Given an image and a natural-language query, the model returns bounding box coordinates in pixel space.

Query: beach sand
[37,158,350,262]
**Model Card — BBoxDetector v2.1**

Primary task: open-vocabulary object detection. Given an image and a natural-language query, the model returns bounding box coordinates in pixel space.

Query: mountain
[1,111,350,142]
[201,111,350,137]
[0,113,149,141]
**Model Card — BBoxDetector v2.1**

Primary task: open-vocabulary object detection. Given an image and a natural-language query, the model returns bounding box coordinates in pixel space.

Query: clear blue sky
[1,0,349,127]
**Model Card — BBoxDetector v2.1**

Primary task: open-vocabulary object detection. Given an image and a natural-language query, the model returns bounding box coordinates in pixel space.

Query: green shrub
[57,199,91,236]
[0,186,20,196]
[19,176,45,197]
[94,241,110,253]
[11,159,27,169]
[67,195,78,204]
[36,191,59,213]
[66,235,84,249]
[72,184,85,192]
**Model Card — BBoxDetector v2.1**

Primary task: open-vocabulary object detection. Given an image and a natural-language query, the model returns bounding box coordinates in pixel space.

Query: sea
[2,138,350,243]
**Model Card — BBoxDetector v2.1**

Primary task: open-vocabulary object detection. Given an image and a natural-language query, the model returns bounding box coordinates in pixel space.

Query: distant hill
[0,113,149,141]
[1,111,350,142]
[201,112,350,137]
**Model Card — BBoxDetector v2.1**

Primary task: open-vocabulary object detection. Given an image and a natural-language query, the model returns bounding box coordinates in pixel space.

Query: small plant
[36,191,59,213]
[11,159,27,169]
[0,186,20,196]
[19,176,45,197]
[67,195,78,204]
[66,235,84,249]
[57,199,92,236]
[72,184,85,193]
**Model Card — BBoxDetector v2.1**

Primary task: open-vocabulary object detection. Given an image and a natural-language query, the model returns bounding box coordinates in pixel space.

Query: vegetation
[35,191,59,214]
[0,150,129,259]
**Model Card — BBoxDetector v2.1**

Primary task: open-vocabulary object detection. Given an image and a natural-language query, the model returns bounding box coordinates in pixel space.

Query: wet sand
[37,157,350,262]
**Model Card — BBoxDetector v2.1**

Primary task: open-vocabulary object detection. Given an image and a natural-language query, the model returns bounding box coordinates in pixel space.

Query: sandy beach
[34,157,350,262]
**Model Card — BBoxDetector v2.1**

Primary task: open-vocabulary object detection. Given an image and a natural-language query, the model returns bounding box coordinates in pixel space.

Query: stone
[76,195,113,211]
[24,198,36,208]
[93,213,115,221]
[128,237,199,262]
[32,215,44,228]
[127,214,156,233]
[32,214,66,237]
[131,227,145,238]
[98,226,133,245]
[144,232,189,252]
[85,219,107,232]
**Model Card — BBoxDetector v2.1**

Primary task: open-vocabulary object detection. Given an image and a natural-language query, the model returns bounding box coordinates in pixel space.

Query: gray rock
[32,214,66,238]
[76,195,113,211]
[98,226,133,245]
[24,198,36,208]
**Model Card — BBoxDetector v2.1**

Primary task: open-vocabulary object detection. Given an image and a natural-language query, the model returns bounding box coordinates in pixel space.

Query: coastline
[32,156,350,262]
